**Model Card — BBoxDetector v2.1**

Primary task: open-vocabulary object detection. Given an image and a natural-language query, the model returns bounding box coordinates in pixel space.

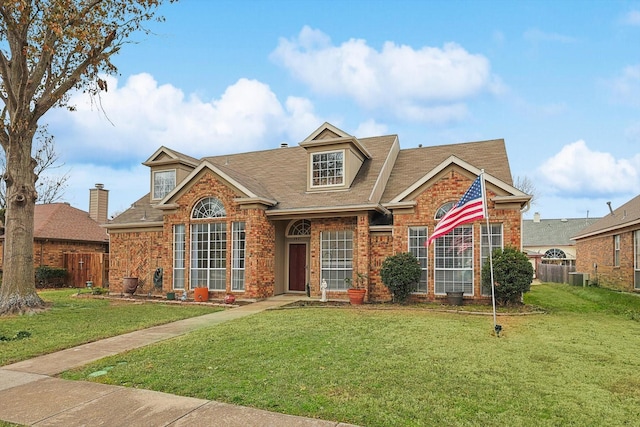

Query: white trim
[310,149,346,189]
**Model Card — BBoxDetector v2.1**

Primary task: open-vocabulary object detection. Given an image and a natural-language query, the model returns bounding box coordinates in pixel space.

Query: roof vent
[280,142,288,148]
[95,183,104,189]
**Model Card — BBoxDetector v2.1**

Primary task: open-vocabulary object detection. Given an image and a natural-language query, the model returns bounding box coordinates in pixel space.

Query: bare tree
[0,125,69,208]
[514,175,537,206]
[0,0,173,315]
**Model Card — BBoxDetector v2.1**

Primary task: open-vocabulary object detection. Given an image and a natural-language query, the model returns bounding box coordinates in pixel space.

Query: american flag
[427,176,485,246]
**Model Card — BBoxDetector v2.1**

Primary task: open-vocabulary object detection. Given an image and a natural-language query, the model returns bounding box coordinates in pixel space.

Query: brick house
[574,195,640,291]
[105,123,530,302]
[0,184,110,287]
[523,212,599,279]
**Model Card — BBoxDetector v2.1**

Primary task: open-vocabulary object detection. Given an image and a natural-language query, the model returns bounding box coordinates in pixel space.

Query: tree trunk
[0,130,44,315]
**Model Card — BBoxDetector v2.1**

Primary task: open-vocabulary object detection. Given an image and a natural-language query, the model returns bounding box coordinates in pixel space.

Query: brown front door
[288,243,306,292]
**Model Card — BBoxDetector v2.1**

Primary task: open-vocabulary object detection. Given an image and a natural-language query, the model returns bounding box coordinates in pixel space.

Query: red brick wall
[391,170,522,302]
[110,170,276,298]
[576,227,638,292]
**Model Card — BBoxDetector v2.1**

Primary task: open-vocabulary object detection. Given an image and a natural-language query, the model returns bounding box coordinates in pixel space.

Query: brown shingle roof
[573,194,640,239]
[203,135,398,211]
[33,203,108,242]
[381,139,512,202]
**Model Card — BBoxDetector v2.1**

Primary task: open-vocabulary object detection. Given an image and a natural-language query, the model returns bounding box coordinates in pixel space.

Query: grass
[0,289,222,366]
[60,283,640,426]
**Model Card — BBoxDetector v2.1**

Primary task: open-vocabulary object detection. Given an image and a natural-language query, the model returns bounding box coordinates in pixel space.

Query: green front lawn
[0,289,222,366]
[61,284,640,426]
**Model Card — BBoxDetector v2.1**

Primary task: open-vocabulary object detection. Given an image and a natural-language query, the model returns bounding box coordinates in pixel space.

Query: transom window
[153,170,176,200]
[192,197,226,219]
[435,202,455,219]
[544,248,566,259]
[288,219,311,237]
[434,225,473,295]
[312,150,344,187]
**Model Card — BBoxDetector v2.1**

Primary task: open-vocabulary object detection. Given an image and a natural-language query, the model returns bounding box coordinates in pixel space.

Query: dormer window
[311,150,344,187]
[153,170,176,200]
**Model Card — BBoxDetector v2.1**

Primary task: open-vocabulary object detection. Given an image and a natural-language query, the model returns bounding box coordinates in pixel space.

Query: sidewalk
[0,295,358,427]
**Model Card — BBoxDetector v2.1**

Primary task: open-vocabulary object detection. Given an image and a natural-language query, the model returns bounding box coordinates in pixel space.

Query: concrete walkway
[0,295,357,427]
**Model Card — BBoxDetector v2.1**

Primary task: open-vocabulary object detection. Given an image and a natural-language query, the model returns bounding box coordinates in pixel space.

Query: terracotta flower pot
[224,294,236,304]
[193,287,209,302]
[347,288,366,305]
[123,277,138,294]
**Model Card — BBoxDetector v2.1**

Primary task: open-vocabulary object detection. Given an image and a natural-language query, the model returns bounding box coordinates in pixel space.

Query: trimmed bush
[380,252,422,303]
[482,247,533,305]
[35,266,68,288]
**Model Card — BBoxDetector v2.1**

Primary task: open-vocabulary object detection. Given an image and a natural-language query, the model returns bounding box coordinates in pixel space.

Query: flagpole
[480,170,499,335]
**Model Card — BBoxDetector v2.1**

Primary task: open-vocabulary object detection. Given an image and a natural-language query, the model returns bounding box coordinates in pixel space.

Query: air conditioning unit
[569,272,590,287]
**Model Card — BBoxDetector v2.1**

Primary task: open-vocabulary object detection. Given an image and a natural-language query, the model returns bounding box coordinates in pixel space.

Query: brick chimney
[89,183,109,224]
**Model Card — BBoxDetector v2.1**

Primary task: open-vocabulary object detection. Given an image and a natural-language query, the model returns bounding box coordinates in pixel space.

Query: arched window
[435,202,455,219]
[288,219,311,237]
[544,248,566,259]
[192,197,226,219]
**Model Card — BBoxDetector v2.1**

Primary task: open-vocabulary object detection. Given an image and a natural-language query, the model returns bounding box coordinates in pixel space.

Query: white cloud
[621,10,640,26]
[608,64,640,106]
[270,26,499,123]
[354,119,389,138]
[47,73,322,165]
[538,140,640,196]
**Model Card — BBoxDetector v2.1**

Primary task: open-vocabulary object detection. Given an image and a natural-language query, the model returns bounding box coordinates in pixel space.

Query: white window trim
[408,226,428,293]
[614,234,621,267]
[173,224,185,290]
[434,225,474,296]
[152,169,176,200]
[231,222,246,292]
[310,149,346,188]
[320,230,353,291]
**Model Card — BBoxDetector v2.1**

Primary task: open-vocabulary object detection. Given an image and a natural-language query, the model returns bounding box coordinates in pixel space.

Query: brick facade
[576,227,638,292]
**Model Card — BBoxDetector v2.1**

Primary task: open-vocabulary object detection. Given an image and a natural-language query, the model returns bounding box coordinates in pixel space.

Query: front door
[288,243,307,292]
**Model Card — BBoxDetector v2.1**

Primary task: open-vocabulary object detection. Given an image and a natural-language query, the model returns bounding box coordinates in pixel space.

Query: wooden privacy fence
[537,263,575,284]
[63,252,109,288]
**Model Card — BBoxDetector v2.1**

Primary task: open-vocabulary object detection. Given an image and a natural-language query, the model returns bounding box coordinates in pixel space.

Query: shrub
[35,266,68,288]
[380,252,422,303]
[482,247,534,305]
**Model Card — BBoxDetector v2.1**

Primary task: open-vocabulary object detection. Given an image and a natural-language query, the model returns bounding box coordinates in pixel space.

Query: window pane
[173,224,185,289]
[153,170,176,199]
[409,227,428,293]
[191,222,227,290]
[481,224,503,296]
[232,222,246,291]
[320,230,353,290]
[434,225,473,295]
[312,151,344,187]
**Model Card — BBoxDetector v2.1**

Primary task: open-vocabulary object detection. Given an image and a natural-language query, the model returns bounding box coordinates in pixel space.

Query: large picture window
[312,151,344,187]
[191,223,227,290]
[408,227,428,293]
[481,224,503,296]
[231,222,246,291]
[434,225,473,295]
[153,170,176,200]
[173,224,185,289]
[320,230,353,290]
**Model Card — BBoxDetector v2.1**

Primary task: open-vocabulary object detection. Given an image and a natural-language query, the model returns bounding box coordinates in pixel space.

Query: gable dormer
[142,147,199,202]
[300,122,372,192]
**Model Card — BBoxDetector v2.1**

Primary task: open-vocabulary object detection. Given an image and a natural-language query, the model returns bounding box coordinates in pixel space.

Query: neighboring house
[523,212,600,277]
[0,184,110,287]
[105,122,530,302]
[574,195,640,291]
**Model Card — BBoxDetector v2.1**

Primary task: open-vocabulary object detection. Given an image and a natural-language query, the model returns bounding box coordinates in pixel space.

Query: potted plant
[345,272,368,305]
[193,287,209,302]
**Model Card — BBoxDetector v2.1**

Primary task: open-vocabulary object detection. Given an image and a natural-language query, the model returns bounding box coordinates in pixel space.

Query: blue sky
[46,0,640,221]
